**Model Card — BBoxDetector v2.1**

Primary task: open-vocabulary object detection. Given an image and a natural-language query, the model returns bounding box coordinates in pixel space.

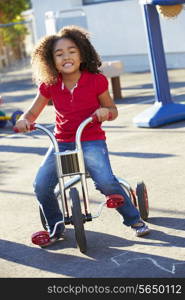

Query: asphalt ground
[0,62,185,296]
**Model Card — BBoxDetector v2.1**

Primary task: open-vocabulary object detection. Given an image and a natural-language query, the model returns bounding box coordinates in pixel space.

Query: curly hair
[31,25,102,85]
[31,35,61,85]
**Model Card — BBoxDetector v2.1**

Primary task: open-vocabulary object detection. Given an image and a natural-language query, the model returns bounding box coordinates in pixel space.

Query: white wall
[83,1,185,55]
[84,0,185,71]
[31,0,82,40]
[84,0,147,55]
[30,0,185,71]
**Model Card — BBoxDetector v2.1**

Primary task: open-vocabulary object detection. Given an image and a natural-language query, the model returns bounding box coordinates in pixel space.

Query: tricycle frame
[35,117,139,238]
[33,116,149,252]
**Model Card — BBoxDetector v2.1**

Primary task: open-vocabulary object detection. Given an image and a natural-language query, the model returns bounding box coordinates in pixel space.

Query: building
[30,0,185,72]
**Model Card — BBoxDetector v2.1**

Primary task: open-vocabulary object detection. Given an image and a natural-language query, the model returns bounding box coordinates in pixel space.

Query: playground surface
[0,63,185,290]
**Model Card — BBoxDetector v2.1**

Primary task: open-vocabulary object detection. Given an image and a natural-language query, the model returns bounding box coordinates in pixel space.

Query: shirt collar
[59,70,89,88]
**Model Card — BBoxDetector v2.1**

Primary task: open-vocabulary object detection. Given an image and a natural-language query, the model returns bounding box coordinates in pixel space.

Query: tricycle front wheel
[70,187,87,253]
[39,207,47,230]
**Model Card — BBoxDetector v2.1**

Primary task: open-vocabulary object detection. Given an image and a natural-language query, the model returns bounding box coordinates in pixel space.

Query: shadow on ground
[0,217,185,278]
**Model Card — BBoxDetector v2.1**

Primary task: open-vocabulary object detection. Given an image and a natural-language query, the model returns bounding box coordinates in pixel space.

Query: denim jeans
[33,140,140,236]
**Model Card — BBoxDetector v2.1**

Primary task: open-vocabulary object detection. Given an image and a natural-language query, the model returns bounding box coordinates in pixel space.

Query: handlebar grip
[30,123,36,131]
[91,114,99,122]
[108,111,113,121]
[13,123,36,133]
[91,112,113,122]
[13,127,20,133]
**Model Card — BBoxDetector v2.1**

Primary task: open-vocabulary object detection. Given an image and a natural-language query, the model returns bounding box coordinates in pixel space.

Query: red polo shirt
[39,70,108,142]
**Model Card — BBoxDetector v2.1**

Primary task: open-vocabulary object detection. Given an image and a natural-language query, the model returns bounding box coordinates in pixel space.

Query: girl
[15,25,150,247]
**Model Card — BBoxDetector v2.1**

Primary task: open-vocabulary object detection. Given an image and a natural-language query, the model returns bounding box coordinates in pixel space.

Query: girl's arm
[15,92,49,132]
[95,90,118,122]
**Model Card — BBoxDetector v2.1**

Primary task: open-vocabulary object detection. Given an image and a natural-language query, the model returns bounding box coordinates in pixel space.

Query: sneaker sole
[40,233,65,248]
[135,229,150,237]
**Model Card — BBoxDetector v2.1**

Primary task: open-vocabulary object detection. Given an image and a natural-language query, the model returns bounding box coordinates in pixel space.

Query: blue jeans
[33,140,140,236]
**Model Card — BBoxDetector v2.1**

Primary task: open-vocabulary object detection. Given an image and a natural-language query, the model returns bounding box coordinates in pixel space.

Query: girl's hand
[94,107,111,122]
[15,119,31,132]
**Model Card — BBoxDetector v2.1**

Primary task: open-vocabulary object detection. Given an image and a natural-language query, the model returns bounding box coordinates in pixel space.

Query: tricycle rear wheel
[136,181,149,221]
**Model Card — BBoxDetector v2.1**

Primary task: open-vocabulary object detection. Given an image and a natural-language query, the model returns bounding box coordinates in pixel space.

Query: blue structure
[133,0,185,128]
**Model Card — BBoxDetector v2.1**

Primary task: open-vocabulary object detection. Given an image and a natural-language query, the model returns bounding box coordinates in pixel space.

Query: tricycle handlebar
[13,114,99,152]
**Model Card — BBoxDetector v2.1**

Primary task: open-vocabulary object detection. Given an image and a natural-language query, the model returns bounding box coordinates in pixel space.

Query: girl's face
[53,38,82,75]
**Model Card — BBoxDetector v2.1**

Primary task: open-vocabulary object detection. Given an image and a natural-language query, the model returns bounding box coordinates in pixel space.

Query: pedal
[106,194,124,208]
[31,230,50,246]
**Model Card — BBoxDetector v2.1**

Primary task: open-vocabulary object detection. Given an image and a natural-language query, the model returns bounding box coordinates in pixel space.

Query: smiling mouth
[63,63,73,68]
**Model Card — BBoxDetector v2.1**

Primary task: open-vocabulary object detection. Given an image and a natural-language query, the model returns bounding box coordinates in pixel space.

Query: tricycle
[14,115,149,253]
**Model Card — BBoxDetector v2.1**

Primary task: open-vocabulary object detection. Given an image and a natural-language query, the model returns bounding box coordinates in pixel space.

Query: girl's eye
[55,50,77,57]
[55,53,63,57]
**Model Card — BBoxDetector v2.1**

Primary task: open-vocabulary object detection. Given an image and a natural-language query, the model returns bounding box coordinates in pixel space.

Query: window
[83,0,125,5]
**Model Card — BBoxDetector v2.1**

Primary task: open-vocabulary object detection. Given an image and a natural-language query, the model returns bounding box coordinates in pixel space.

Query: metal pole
[133,1,185,127]
[141,4,172,104]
